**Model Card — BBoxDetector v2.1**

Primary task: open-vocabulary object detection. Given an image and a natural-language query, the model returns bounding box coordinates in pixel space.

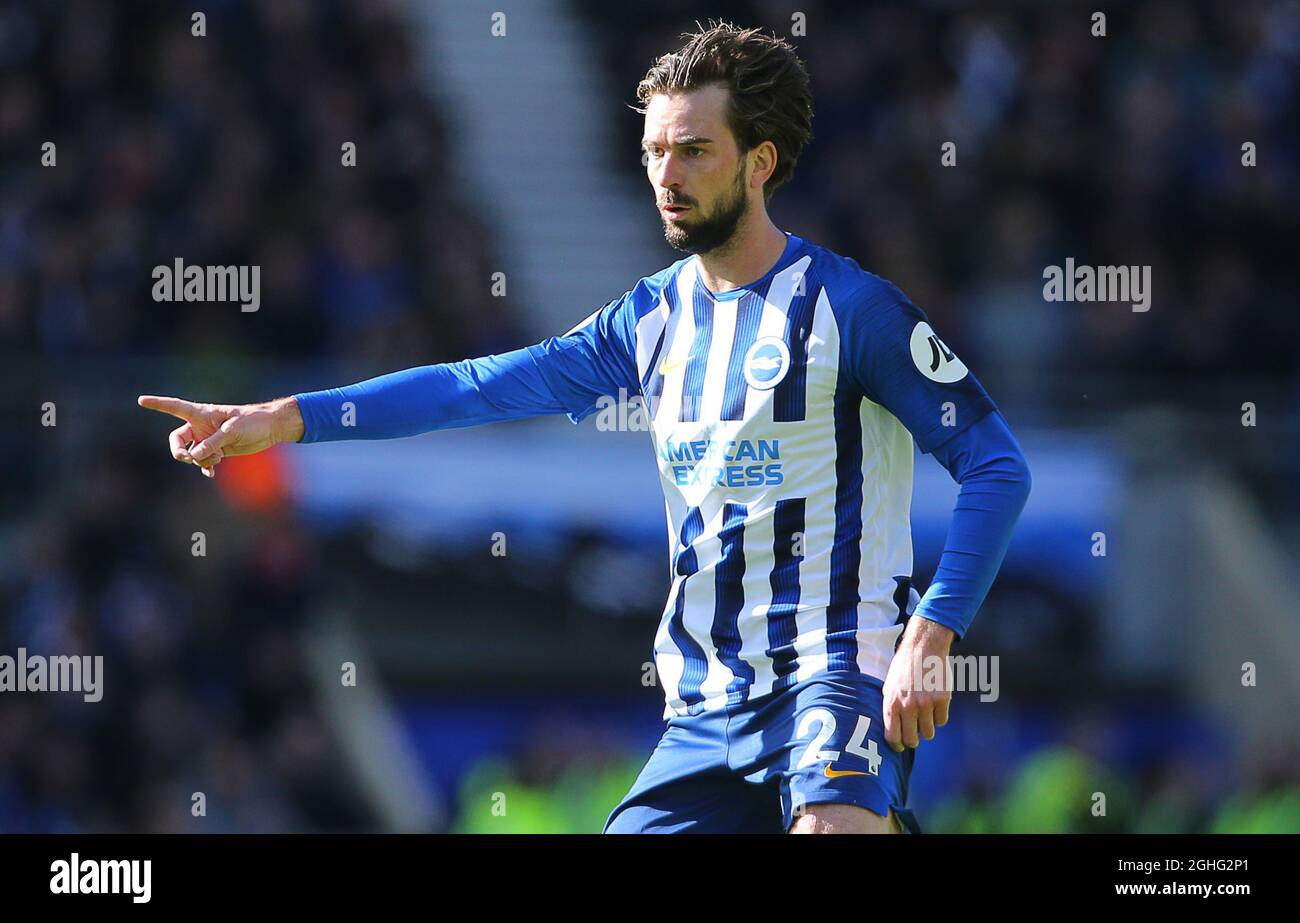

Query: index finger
[138,395,201,421]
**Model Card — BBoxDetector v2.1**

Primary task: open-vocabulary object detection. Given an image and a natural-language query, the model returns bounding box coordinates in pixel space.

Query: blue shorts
[605,671,920,833]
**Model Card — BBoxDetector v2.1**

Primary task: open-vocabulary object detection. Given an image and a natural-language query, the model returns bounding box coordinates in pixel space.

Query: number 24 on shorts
[795,709,884,776]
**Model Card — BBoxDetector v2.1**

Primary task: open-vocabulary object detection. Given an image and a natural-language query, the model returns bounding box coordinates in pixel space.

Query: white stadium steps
[406,0,670,337]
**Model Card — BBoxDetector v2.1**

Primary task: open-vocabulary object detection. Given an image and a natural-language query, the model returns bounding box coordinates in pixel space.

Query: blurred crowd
[584,0,1300,415]
[0,0,497,832]
[0,442,372,831]
[0,0,522,367]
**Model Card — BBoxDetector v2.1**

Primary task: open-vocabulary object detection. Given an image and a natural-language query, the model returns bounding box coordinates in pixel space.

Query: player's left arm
[837,280,1032,752]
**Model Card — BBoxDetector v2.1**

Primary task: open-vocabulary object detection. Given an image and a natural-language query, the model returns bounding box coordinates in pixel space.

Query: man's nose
[654,152,686,189]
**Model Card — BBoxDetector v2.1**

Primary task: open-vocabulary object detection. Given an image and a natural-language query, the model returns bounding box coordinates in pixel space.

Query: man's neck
[695,213,789,294]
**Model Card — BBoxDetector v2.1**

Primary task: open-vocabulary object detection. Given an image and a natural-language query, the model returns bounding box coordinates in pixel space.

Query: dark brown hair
[635,20,814,203]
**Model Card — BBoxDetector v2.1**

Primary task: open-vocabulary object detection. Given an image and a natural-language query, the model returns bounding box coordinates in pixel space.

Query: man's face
[643,86,751,254]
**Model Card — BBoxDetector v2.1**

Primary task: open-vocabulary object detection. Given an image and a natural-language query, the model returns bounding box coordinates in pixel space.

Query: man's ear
[750,140,778,190]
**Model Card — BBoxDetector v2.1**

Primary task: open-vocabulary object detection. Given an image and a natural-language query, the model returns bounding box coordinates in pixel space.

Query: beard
[660,161,749,255]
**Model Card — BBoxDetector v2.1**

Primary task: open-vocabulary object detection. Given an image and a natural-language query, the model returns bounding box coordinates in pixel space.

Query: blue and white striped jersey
[527,233,998,717]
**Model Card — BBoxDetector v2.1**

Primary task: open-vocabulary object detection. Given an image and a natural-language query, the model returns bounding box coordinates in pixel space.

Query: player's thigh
[605,772,783,833]
[776,672,917,831]
[788,802,902,834]
[604,715,782,834]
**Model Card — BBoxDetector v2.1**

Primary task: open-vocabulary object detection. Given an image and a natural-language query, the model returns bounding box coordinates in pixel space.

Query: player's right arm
[138,292,641,476]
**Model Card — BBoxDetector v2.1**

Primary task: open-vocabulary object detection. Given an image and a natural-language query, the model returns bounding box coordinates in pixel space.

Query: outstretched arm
[137,346,563,476]
[139,292,642,475]
[292,346,567,443]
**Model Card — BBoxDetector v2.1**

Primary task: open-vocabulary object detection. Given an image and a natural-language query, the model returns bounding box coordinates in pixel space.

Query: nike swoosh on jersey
[823,765,871,778]
[658,356,686,374]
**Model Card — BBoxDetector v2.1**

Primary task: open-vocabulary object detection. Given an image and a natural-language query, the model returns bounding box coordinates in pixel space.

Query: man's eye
[686,147,704,157]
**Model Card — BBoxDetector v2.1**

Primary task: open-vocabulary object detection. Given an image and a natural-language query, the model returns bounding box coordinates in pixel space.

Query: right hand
[137,395,302,478]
